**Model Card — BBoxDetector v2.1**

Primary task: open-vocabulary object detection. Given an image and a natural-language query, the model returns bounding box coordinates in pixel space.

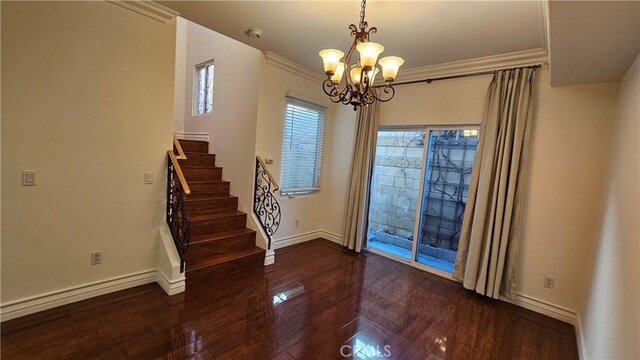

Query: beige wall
[581,55,639,359]
[1,2,175,303]
[174,18,263,240]
[379,69,619,312]
[322,104,357,237]
[255,58,357,244]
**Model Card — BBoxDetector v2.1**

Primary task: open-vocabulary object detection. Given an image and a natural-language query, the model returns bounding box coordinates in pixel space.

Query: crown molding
[107,0,179,23]
[396,48,549,83]
[264,52,325,84]
[538,1,550,54]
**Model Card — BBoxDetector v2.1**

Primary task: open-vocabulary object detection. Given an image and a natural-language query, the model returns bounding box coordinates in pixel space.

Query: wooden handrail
[256,156,279,192]
[168,150,191,195]
[173,135,187,160]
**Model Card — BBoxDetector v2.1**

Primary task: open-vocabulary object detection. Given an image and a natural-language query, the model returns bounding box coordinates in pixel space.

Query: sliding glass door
[415,129,479,272]
[367,129,425,260]
[366,127,479,276]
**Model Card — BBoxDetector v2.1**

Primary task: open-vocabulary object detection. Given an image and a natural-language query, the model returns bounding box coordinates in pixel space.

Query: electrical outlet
[22,170,37,186]
[295,219,299,227]
[544,276,555,289]
[91,251,102,265]
[144,172,154,184]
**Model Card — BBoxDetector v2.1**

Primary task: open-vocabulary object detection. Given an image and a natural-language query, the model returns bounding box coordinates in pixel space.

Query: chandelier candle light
[319,0,404,110]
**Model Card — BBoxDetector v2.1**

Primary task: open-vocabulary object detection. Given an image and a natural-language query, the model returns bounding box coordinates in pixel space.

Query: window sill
[280,189,321,198]
[192,112,213,117]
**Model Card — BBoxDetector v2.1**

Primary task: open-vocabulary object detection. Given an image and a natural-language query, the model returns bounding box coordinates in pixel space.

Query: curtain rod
[377,62,547,87]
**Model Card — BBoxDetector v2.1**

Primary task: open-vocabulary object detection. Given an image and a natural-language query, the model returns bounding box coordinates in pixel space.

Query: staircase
[176,139,265,272]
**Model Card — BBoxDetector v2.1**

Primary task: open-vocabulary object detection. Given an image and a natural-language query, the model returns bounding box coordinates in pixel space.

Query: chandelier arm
[341,85,353,104]
[362,86,377,106]
[322,79,339,97]
[349,24,358,38]
[343,37,358,90]
[371,84,396,103]
[323,79,357,105]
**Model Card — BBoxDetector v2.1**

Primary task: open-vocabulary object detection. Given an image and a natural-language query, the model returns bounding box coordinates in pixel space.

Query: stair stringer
[156,224,186,295]
[250,212,274,265]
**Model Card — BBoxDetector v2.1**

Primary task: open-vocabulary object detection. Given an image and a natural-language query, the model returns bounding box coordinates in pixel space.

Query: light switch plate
[91,251,102,265]
[22,170,37,186]
[144,172,154,184]
[264,158,274,164]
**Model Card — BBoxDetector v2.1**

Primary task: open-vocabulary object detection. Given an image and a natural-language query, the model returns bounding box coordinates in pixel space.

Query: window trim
[279,96,327,197]
[192,60,215,116]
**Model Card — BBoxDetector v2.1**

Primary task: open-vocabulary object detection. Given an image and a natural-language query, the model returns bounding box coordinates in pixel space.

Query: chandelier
[319,0,404,110]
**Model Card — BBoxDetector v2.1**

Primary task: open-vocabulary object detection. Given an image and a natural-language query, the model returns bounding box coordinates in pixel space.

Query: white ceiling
[548,1,640,86]
[159,1,640,85]
[159,1,546,72]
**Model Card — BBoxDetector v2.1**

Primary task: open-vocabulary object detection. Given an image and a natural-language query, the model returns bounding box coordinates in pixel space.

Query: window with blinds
[280,97,326,196]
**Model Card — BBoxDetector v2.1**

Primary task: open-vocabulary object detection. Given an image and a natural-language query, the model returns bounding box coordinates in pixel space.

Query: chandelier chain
[359,0,367,29]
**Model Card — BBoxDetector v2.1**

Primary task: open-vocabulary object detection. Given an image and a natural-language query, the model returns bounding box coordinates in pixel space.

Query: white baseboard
[155,270,186,296]
[1,270,157,321]
[319,230,342,244]
[174,131,210,142]
[272,229,342,250]
[499,293,587,359]
[0,269,185,322]
[264,249,275,266]
[272,230,324,249]
[500,293,578,325]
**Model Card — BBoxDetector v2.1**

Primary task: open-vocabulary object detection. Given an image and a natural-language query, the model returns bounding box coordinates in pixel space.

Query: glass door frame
[364,124,480,281]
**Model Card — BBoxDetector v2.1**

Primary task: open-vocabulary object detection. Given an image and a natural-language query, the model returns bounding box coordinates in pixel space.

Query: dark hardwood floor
[1,239,578,359]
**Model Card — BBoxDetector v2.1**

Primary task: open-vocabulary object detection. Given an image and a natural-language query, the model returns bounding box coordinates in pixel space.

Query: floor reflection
[272,281,305,305]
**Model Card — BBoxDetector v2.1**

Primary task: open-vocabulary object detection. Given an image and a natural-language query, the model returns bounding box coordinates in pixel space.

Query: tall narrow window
[195,61,214,115]
[280,97,326,196]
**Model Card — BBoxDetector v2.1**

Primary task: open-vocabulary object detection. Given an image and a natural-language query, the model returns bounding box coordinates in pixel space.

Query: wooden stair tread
[185,195,237,202]
[188,180,230,185]
[189,211,245,222]
[183,152,214,156]
[190,228,256,245]
[179,139,208,144]
[186,246,264,272]
[181,165,222,169]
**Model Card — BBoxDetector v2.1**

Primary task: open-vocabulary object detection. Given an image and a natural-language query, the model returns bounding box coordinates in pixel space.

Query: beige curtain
[453,68,537,299]
[342,101,380,252]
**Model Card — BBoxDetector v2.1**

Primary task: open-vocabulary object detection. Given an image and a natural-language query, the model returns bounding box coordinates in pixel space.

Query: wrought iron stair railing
[166,136,190,272]
[254,157,281,249]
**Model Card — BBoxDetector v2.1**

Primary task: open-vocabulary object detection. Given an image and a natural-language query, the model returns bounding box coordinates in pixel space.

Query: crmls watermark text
[340,344,392,358]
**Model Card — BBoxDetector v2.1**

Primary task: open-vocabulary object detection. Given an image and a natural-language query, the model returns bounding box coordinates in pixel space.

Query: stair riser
[188,183,231,198]
[190,214,246,236]
[179,155,215,167]
[186,198,238,213]
[184,233,256,262]
[178,141,208,154]
[226,251,265,270]
[183,168,222,181]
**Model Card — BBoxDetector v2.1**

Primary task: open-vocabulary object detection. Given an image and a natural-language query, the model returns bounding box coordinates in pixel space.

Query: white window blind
[280,97,326,196]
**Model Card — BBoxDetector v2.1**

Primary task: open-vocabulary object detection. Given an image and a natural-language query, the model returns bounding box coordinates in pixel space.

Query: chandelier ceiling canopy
[319,0,404,110]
